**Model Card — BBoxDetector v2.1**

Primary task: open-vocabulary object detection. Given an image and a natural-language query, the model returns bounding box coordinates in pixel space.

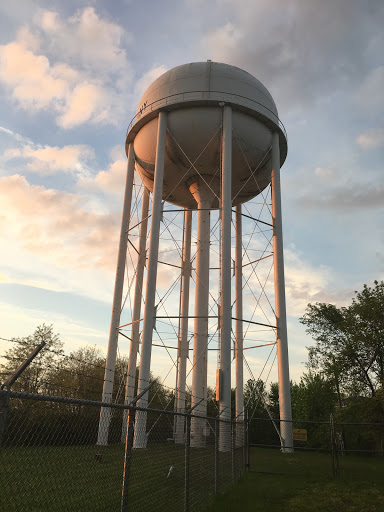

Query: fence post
[183,396,204,511]
[330,413,339,477]
[242,413,246,474]
[184,414,191,512]
[231,421,235,481]
[0,341,46,449]
[246,409,250,472]
[0,388,10,448]
[121,407,135,512]
[215,418,219,494]
[121,381,156,511]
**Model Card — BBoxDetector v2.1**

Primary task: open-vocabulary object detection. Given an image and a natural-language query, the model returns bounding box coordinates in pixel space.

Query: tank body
[126,61,287,209]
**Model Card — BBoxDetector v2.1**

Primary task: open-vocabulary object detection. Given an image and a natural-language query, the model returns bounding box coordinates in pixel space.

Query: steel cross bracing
[109,125,283,442]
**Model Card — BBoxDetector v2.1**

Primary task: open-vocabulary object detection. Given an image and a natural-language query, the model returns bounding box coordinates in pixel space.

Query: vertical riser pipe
[175,210,192,444]
[190,195,211,448]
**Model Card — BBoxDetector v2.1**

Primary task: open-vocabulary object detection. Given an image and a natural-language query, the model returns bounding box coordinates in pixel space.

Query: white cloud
[314,167,335,178]
[284,247,331,316]
[0,125,35,145]
[284,246,354,316]
[16,25,40,52]
[36,7,132,76]
[0,7,134,128]
[4,144,94,175]
[57,82,109,129]
[78,157,128,198]
[357,129,384,150]
[0,41,68,110]
[203,22,243,52]
[134,65,168,102]
[0,174,120,274]
[93,160,127,195]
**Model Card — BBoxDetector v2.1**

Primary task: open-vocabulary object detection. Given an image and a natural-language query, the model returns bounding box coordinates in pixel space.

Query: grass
[1,443,383,511]
[0,441,233,512]
[203,447,384,512]
[0,442,189,512]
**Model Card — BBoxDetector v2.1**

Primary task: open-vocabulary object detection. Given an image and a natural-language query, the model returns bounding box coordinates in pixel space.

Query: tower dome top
[127,61,287,154]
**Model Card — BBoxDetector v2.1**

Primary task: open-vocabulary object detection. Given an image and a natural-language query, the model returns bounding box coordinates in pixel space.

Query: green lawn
[1,443,383,511]
[203,447,384,512]
[0,442,192,512]
[0,442,242,511]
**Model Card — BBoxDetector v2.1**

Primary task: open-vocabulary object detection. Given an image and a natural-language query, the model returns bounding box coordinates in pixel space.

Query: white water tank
[126,61,287,208]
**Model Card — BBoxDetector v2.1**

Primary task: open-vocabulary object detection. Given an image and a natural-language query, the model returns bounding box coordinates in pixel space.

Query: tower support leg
[189,180,213,448]
[235,204,244,447]
[97,142,135,446]
[121,188,150,441]
[133,112,167,449]
[219,105,232,451]
[271,131,293,453]
[175,209,192,444]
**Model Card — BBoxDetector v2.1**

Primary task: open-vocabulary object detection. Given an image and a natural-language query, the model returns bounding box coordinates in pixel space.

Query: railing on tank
[125,90,288,143]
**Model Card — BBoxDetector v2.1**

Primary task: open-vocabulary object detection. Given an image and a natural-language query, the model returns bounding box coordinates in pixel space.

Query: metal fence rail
[0,390,247,512]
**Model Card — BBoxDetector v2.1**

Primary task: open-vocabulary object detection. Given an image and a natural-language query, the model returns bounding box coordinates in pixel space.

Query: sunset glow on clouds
[0,0,383,385]
[0,7,134,128]
[4,144,95,174]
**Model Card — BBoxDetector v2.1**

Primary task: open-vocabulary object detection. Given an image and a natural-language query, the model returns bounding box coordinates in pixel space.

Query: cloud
[0,272,10,283]
[0,40,69,110]
[201,0,384,110]
[78,157,128,197]
[298,182,384,211]
[0,125,35,145]
[93,160,127,195]
[0,174,120,275]
[314,167,335,178]
[15,25,40,52]
[0,38,110,125]
[4,144,94,175]
[0,7,174,128]
[357,129,384,150]
[203,22,243,51]
[284,246,354,316]
[36,7,132,76]
[353,66,384,111]
[57,82,109,128]
[0,7,133,128]
[134,65,168,102]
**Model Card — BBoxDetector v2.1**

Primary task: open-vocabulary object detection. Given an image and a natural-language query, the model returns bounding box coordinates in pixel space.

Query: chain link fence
[0,389,247,512]
[249,416,384,479]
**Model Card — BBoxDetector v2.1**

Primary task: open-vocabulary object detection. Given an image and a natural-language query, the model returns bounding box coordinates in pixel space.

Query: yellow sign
[293,428,307,441]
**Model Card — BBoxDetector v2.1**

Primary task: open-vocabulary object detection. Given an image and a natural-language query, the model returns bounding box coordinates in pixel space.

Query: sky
[0,0,383,391]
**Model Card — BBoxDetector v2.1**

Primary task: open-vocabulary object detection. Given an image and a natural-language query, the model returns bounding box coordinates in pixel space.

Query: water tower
[97,61,293,452]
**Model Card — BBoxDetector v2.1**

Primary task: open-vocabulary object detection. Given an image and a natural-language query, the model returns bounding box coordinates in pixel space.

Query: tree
[49,345,105,399]
[0,324,63,393]
[268,382,280,418]
[244,378,269,419]
[300,281,384,399]
[291,372,335,421]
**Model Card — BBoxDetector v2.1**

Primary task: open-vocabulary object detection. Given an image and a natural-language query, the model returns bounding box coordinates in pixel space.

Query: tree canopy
[0,324,63,393]
[300,280,384,399]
